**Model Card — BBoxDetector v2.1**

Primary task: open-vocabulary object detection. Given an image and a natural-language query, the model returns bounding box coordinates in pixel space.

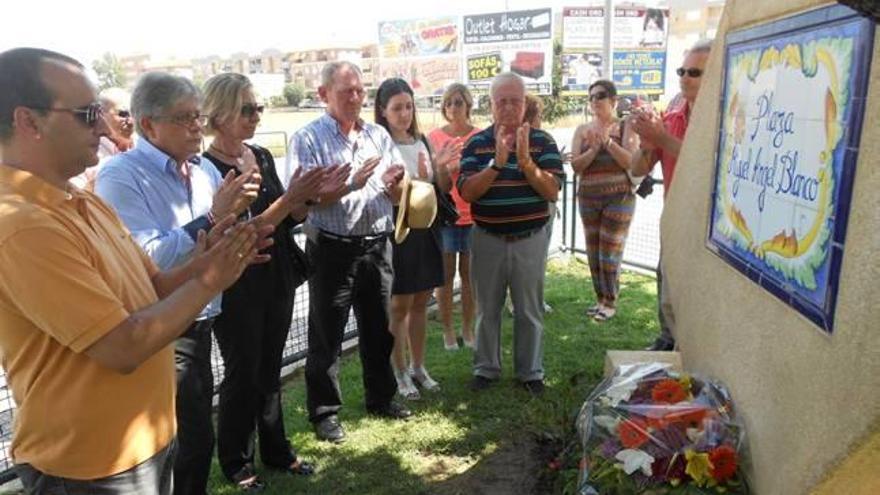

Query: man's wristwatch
[489,159,504,172]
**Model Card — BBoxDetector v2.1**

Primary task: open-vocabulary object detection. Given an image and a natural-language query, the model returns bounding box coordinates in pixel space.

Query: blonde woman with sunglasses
[201,73,327,491]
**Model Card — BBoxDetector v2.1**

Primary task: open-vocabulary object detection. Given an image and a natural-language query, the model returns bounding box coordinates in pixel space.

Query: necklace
[392,134,416,145]
[209,141,244,159]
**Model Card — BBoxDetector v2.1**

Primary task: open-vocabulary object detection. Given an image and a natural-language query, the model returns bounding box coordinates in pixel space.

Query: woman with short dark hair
[570,80,639,322]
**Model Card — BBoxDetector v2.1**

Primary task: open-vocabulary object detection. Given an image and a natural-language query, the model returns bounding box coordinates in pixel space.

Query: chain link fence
[558,175,664,271]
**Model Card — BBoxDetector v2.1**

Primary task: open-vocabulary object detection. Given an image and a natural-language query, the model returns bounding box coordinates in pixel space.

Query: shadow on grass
[208,257,660,494]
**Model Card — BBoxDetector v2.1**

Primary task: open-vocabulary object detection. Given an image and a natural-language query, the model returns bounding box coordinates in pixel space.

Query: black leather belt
[484,227,544,243]
[318,230,389,246]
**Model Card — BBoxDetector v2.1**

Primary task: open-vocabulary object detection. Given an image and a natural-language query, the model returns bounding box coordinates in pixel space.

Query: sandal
[285,458,315,476]
[395,371,421,400]
[443,335,460,351]
[410,367,441,392]
[231,468,266,492]
[585,304,603,316]
[593,307,617,321]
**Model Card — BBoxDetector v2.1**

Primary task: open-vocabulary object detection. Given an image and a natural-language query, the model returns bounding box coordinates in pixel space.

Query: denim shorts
[440,225,473,253]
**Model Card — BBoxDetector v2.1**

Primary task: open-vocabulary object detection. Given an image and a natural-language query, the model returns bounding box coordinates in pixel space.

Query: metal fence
[557,174,665,272]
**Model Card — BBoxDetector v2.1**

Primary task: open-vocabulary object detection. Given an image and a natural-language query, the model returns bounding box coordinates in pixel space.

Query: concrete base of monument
[810,425,880,495]
[603,350,683,378]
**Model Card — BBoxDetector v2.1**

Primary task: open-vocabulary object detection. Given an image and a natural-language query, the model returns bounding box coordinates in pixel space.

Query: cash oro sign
[708,4,875,333]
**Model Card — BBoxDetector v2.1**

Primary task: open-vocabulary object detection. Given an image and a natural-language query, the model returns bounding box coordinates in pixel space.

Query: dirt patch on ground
[427,435,558,495]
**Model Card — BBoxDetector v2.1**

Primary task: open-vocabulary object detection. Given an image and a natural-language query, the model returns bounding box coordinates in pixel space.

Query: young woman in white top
[374,78,461,399]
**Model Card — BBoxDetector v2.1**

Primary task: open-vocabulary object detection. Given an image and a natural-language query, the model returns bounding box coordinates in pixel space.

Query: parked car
[299,99,326,109]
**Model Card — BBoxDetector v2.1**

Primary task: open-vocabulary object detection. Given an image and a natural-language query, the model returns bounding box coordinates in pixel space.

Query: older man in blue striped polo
[459,72,565,396]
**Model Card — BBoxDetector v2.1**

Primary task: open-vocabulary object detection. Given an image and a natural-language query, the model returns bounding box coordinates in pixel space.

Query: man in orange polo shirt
[627,39,712,351]
[0,48,264,494]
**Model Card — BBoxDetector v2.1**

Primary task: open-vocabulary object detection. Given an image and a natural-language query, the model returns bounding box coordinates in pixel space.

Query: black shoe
[523,379,545,397]
[366,401,412,420]
[313,415,346,443]
[645,336,676,351]
[469,375,496,391]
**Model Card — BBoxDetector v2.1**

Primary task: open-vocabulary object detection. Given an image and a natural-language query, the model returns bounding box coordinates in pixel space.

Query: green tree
[282,83,306,107]
[539,40,581,125]
[92,52,126,90]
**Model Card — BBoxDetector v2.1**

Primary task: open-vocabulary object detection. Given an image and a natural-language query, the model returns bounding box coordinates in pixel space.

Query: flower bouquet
[575,362,749,494]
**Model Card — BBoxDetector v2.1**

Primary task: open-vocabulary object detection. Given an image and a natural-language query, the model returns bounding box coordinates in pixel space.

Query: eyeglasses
[30,102,104,128]
[676,67,704,78]
[241,103,265,118]
[152,112,208,127]
[117,109,131,119]
[445,99,466,108]
[589,92,610,102]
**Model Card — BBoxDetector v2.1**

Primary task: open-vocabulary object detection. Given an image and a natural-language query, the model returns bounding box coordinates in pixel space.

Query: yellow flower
[685,449,714,487]
[678,374,693,395]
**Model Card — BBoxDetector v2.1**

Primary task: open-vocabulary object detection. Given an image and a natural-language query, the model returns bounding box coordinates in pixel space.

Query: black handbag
[435,185,460,226]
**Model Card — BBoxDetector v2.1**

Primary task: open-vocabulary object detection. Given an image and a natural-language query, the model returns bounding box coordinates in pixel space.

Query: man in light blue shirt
[286,61,408,443]
[96,72,257,495]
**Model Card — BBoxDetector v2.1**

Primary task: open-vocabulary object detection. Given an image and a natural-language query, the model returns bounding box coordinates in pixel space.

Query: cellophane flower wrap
[575,362,749,494]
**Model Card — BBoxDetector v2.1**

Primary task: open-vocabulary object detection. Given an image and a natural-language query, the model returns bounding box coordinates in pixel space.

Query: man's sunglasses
[676,67,704,78]
[30,102,104,127]
[241,104,265,118]
[589,92,610,102]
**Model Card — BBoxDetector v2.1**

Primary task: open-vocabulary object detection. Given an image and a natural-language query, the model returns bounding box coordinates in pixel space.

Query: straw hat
[394,174,437,244]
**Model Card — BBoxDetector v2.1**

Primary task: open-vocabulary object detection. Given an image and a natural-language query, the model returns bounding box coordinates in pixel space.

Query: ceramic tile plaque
[708,4,875,333]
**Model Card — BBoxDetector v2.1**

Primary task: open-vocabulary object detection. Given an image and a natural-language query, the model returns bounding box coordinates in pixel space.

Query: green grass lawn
[206,257,659,494]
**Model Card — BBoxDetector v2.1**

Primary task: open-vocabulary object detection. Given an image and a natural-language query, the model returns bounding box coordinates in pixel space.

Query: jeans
[15,440,175,495]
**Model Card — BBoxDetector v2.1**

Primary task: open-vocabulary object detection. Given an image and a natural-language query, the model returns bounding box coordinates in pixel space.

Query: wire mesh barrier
[558,175,664,272]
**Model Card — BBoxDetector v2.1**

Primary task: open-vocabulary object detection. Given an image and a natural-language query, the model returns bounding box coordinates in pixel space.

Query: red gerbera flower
[658,405,710,429]
[618,417,650,449]
[709,444,738,482]
[651,379,688,404]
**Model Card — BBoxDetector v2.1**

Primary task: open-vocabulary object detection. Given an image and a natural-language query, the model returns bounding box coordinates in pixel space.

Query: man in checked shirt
[286,61,409,443]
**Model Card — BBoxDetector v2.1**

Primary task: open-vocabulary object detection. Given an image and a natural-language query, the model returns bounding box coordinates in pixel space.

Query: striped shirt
[458,125,565,235]
[286,113,403,236]
[578,124,632,197]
